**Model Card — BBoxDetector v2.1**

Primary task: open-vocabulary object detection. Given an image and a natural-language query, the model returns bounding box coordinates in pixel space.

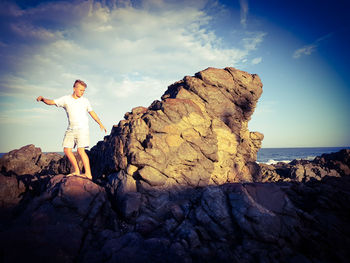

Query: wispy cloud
[293,44,317,59]
[105,76,168,99]
[251,57,262,65]
[293,33,333,59]
[0,0,266,101]
[0,107,57,124]
[242,31,266,51]
[10,23,62,40]
[239,0,249,28]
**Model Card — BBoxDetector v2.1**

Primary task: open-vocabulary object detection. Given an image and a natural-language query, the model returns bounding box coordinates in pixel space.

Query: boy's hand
[100,124,107,133]
[36,97,55,105]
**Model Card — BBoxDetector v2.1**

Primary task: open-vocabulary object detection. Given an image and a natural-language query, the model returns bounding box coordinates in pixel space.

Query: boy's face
[73,83,86,98]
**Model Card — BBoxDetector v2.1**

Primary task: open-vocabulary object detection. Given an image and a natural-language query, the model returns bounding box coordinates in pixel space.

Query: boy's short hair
[73,79,87,88]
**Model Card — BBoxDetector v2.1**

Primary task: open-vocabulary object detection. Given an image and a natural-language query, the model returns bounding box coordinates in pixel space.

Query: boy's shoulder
[82,96,91,104]
[57,94,71,100]
[54,94,70,106]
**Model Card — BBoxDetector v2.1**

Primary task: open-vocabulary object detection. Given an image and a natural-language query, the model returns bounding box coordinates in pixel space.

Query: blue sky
[0,0,349,152]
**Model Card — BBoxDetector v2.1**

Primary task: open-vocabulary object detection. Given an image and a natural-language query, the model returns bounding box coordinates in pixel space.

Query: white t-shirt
[54,95,93,130]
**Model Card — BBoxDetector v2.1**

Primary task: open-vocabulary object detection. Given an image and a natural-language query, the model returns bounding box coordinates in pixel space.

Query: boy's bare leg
[64,147,80,176]
[77,147,92,179]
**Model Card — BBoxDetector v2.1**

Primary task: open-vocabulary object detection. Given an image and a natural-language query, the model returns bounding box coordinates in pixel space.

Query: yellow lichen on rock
[91,67,264,190]
[165,134,184,147]
[209,119,238,184]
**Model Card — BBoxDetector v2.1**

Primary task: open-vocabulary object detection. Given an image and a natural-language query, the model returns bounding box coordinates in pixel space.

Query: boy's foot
[66,172,80,177]
[80,173,92,180]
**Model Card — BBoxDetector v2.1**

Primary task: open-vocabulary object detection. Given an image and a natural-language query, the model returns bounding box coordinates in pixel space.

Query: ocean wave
[303,156,316,161]
[262,159,292,165]
[259,156,317,165]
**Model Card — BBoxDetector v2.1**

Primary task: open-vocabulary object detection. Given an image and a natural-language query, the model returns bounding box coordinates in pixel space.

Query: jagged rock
[0,174,25,208]
[0,144,43,176]
[90,67,264,193]
[259,149,350,183]
[0,144,85,177]
[0,173,26,227]
[0,145,88,222]
[0,175,118,263]
[88,175,350,263]
[2,172,350,263]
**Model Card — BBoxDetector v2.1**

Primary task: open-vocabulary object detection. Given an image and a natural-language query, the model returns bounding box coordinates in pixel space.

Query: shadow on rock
[0,175,118,263]
[1,174,350,263]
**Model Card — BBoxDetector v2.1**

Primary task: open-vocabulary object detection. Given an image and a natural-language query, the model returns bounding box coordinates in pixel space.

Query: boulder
[90,67,264,192]
[258,149,350,183]
[0,173,26,227]
[0,144,87,178]
[0,144,42,176]
[0,175,118,263]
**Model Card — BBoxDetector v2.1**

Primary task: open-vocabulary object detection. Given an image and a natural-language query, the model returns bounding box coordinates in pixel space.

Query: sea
[257,147,350,165]
[0,147,349,164]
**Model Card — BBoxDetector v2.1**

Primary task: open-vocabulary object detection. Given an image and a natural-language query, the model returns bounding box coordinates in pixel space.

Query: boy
[36,80,106,179]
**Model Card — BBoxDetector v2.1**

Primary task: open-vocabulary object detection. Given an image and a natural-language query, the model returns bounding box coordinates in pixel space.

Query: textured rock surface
[1,67,350,263]
[2,168,349,263]
[90,67,264,190]
[0,144,84,177]
[0,175,117,263]
[0,144,86,227]
[259,149,350,183]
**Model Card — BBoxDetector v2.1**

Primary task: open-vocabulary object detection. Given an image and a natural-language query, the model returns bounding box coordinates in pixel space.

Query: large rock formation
[1,67,350,263]
[90,67,264,190]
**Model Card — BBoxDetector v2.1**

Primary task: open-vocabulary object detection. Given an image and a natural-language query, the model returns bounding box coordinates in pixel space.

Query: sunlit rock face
[90,67,264,190]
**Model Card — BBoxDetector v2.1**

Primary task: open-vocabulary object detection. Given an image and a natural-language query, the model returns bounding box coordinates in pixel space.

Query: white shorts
[62,129,90,149]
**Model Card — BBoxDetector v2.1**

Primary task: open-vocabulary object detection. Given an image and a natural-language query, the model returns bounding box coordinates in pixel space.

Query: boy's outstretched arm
[36,96,56,105]
[89,111,107,133]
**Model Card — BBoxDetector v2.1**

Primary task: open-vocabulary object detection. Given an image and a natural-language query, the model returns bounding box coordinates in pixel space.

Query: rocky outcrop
[0,144,85,225]
[259,149,350,183]
[90,67,264,191]
[0,144,84,178]
[0,175,117,263]
[1,167,350,263]
[98,175,350,263]
[1,67,350,263]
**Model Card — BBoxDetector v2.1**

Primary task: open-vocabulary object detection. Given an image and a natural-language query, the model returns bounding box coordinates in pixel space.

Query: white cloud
[10,23,62,40]
[0,0,266,100]
[293,44,317,59]
[293,33,333,59]
[251,57,262,65]
[108,76,167,98]
[239,0,249,27]
[242,32,266,51]
[0,107,57,124]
